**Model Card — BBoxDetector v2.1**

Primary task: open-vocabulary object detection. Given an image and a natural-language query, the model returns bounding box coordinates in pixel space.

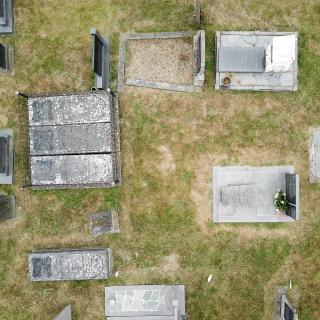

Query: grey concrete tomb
[105,285,187,319]
[54,305,72,320]
[28,248,113,281]
[0,128,14,184]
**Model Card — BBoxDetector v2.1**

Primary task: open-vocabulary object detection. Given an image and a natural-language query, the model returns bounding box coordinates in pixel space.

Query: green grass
[0,0,320,319]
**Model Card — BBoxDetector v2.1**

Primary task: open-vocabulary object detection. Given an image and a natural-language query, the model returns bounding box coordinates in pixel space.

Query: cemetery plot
[28,248,113,281]
[90,210,120,237]
[105,285,186,319]
[215,31,298,91]
[212,166,300,223]
[118,31,205,93]
[20,91,121,189]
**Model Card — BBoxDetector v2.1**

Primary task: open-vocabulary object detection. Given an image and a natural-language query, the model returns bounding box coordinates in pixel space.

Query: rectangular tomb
[28,248,112,281]
[105,285,186,319]
[22,91,121,189]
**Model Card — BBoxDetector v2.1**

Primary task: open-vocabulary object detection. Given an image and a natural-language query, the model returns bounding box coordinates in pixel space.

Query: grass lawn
[0,0,320,319]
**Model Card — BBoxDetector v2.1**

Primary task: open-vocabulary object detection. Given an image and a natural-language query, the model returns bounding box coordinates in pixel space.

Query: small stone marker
[54,305,72,320]
[90,210,120,237]
[207,274,213,283]
[28,248,112,281]
[0,192,15,221]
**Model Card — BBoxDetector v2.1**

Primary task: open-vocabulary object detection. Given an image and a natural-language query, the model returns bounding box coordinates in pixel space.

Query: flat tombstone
[54,305,72,320]
[0,193,15,221]
[0,0,13,33]
[28,248,112,281]
[90,210,120,237]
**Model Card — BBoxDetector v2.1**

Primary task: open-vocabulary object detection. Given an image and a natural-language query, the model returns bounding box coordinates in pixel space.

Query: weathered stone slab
[91,210,120,237]
[0,192,15,221]
[0,0,13,34]
[28,248,112,281]
[105,285,186,319]
[54,305,72,320]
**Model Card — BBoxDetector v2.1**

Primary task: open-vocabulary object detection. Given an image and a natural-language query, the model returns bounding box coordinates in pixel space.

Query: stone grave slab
[0,0,13,34]
[90,210,120,237]
[54,305,72,320]
[0,192,15,221]
[105,285,186,319]
[28,248,112,281]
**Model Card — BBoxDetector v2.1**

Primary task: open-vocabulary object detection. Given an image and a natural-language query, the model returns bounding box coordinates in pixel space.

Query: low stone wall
[193,30,205,87]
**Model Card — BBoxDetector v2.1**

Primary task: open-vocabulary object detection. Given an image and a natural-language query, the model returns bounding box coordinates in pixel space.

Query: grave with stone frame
[18,91,121,189]
[28,248,113,281]
[215,31,298,91]
[213,166,300,223]
[118,30,205,93]
[0,128,14,184]
[0,0,13,34]
[105,285,187,320]
[90,210,120,237]
[274,287,298,320]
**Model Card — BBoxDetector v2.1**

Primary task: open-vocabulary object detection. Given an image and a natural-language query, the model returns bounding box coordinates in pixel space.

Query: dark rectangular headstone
[0,0,4,19]
[285,173,299,219]
[0,43,7,70]
[0,193,15,221]
[284,303,294,320]
[0,136,7,173]
[93,35,103,77]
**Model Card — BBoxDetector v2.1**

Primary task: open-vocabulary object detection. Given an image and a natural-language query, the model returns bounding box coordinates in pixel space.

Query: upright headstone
[274,287,298,320]
[90,210,120,237]
[0,192,15,221]
[91,28,109,90]
[0,43,8,70]
[28,248,113,281]
[285,173,299,220]
[0,128,14,184]
[54,305,72,320]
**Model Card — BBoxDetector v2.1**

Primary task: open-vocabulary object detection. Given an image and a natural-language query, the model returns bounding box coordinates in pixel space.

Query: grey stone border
[215,31,298,91]
[117,31,205,93]
[309,127,320,183]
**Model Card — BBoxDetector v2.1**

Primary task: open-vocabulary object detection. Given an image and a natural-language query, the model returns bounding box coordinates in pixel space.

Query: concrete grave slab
[309,127,320,183]
[0,0,13,34]
[28,248,113,281]
[19,91,121,189]
[215,31,298,91]
[90,210,120,237]
[0,128,14,184]
[54,305,72,320]
[105,285,186,319]
[213,166,299,222]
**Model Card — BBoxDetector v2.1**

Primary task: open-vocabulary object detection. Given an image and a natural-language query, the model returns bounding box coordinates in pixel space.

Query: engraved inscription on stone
[220,184,254,207]
[32,100,53,122]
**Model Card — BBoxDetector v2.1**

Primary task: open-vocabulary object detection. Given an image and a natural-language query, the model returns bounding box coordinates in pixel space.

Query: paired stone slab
[213,166,299,222]
[105,285,186,319]
[90,210,120,237]
[28,248,112,281]
[0,128,14,184]
[215,31,298,91]
[54,305,72,320]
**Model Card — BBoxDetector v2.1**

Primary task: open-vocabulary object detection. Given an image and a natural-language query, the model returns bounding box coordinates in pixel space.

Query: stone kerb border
[117,31,205,93]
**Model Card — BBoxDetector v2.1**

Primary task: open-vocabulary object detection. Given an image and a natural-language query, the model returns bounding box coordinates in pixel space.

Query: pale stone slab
[54,305,72,320]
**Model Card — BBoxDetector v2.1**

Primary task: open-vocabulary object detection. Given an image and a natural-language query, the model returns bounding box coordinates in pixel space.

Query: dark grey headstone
[91,211,120,237]
[285,173,299,220]
[0,129,13,184]
[93,35,103,77]
[218,46,265,73]
[28,248,112,281]
[0,193,15,221]
[0,0,4,19]
[0,43,7,70]
[0,0,12,33]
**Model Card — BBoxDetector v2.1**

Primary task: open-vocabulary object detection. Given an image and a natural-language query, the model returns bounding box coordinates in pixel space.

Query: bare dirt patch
[126,37,194,85]
[156,145,176,175]
[161,252,180,275]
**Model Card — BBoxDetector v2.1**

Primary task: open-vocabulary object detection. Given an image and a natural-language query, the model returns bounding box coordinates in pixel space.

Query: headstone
[0,0,13,33]
[0,192,15,221]
[91,28,109,90]
[54,305,72,320]
[0,43,7,70]
[90,210,120,237]
[285,173,299,220]
[274,287,298,320]
[0,128,13,184]
[28,248,112,281]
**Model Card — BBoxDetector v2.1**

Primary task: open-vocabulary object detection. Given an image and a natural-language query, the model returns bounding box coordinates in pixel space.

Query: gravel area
[125,37,195,85]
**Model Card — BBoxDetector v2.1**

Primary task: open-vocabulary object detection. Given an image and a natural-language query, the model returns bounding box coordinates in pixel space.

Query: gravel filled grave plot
[126,38,194,85]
